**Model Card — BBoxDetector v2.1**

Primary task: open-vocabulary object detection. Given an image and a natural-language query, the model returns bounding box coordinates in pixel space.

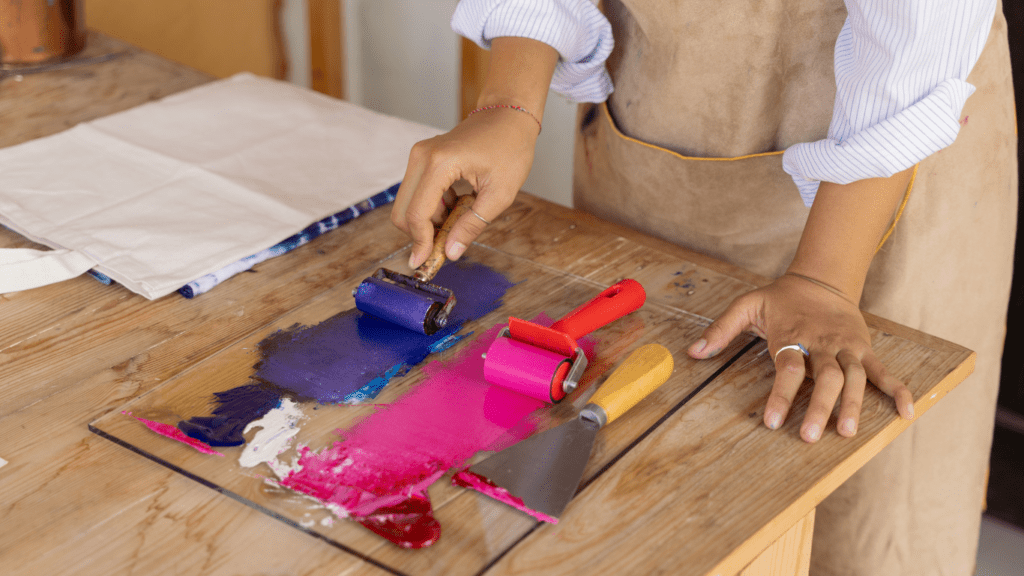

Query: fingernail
[803,423,821,442]
[448,242,466,260]
[408,253,419,269]
[906,403,915,419]
[690,339,707,355]
[840,418,857,436]
[765,412,781,430]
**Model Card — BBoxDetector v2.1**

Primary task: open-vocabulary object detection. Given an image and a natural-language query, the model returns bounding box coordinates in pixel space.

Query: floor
[975,411,1024,576]
[976,515,1024,576]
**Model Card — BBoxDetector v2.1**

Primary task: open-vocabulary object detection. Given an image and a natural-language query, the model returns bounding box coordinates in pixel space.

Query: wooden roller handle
[414,194,476,282]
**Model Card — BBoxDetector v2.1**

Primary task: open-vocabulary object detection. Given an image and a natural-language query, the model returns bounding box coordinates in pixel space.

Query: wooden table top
[0,33,974,576]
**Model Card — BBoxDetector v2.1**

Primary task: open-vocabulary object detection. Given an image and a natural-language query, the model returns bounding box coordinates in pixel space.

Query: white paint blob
[239,398,305,469]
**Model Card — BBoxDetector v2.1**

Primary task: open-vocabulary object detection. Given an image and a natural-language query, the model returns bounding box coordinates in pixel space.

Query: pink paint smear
[280,324,548,515]
[133,415,224,456]
[278,316,600,547]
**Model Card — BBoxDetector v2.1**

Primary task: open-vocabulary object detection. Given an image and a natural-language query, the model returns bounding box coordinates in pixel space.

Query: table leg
[739,508,815,576]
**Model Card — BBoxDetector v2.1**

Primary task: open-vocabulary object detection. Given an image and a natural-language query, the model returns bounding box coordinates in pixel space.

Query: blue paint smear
[343,332,473,404]
[253,260,515,404]
[177,384,283,446]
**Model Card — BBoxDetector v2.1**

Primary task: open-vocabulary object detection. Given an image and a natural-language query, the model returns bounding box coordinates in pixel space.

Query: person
[391,1,1017,574]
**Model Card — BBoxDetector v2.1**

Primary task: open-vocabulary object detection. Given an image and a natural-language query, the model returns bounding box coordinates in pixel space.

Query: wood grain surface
[0,33,213,148]
[0,34,975,576]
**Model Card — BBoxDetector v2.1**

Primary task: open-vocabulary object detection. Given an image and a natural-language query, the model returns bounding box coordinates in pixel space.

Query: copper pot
[0,0,86,66]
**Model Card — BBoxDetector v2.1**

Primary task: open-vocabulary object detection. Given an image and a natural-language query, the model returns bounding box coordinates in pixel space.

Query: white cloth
[0,248,97,293]
[451,0,997,205]
[0,73,442,299]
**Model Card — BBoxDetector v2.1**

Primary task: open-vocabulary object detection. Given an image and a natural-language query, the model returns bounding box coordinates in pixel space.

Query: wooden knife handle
[588,343,674,425]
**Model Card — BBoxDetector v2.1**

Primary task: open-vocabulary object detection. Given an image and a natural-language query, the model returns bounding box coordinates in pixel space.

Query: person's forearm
[475,37,560,123]
[786,167,914,303]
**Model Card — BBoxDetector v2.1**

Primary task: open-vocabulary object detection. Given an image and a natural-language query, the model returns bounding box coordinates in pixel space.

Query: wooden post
[739,509,815,576]
[308,0,344,98]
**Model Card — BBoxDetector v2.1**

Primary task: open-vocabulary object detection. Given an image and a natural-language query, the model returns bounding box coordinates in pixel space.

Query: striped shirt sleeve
[451,0,614,102]
[783,0,998,205]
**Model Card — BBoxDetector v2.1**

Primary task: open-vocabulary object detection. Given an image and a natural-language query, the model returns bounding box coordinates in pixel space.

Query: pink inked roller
[482,279,647,402]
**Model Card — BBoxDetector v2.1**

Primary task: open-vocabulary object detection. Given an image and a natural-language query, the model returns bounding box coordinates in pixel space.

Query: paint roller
[482,279,647,402]
[353,194,475,335]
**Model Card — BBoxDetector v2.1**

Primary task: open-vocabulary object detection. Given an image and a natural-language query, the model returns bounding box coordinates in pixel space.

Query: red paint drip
[134,416,224,456]
[452,469,558,524]
[357,491,441,549]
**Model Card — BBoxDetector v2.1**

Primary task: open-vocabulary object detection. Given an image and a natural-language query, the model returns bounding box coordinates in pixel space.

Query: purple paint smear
[254,261,515,404]
[177,384,283,446]
[279,323,548,520]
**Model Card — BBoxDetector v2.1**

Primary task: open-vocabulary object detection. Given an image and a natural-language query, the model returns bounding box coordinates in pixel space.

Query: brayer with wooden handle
[352,194,475,334]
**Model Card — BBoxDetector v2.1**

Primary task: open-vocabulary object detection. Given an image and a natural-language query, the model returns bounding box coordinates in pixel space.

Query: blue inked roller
[353,269,454,334]
[353,195,475,335]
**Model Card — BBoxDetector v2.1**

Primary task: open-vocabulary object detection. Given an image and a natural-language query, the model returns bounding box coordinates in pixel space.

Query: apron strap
[875,164,919,254]
[0,248,98,294]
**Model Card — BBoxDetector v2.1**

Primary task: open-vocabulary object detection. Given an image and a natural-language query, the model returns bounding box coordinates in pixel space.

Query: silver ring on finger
[774,343,809,364]
[470,208,491,225]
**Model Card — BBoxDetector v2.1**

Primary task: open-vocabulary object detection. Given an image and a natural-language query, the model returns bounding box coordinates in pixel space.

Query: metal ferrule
[561,347,587,394]
[579,403,607,427]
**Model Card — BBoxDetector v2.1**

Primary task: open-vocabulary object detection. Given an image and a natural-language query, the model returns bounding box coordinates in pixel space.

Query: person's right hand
[391,107,541,269]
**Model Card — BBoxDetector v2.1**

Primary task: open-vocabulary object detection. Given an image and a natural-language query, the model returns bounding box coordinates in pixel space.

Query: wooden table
[0,33,974,576]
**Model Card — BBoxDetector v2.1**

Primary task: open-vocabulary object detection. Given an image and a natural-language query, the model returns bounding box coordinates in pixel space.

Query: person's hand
[391,107,540,269]
[686,273,915,442]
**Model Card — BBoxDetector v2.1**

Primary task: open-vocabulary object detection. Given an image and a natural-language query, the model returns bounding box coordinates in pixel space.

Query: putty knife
[461,343,674,521]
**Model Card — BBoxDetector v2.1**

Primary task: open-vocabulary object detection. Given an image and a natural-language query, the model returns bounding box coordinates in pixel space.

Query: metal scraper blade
[468,415,601,520]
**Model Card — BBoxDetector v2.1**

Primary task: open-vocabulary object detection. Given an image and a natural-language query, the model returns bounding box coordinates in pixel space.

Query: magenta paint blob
[451,470,558,524]
[135,416,224,456]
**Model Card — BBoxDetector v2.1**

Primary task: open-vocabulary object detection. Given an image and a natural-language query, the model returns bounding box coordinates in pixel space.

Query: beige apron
[573,1,1017,575]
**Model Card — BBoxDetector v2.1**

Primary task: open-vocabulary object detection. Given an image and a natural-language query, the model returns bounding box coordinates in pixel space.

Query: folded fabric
[0,73,441,299]
[179,183,399,298]
[0,246,97,292]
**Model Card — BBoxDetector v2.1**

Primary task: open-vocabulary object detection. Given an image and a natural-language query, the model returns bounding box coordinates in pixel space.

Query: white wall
[281,0,575,207]
[281,0,311,89]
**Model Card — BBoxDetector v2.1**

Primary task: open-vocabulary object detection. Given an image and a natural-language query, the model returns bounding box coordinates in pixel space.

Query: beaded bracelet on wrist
[467,104,542,134]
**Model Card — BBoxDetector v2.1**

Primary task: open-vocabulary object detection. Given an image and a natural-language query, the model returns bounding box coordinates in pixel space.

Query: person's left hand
[686,274,915,442]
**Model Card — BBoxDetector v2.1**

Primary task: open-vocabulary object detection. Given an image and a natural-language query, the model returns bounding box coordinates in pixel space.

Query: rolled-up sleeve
[783,0,998,205]
[452,0,614,102]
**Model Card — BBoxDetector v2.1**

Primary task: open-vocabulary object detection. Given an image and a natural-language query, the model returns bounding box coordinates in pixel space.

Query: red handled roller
[483,279,646,402]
